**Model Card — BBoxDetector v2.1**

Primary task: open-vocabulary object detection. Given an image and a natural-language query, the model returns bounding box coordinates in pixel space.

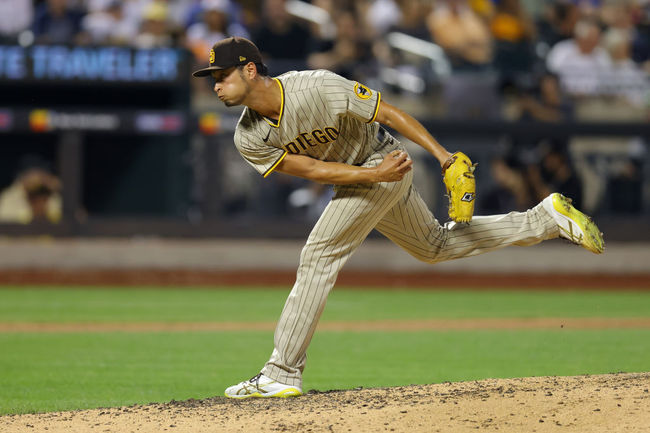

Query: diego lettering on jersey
[283,127,339,154]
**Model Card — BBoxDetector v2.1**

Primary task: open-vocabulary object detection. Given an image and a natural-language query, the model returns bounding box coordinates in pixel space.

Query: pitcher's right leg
[224,170,414,398]
[260,175,412,388]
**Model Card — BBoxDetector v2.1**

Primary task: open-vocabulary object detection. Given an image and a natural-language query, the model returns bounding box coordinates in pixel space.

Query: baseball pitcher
[193,37,604,399]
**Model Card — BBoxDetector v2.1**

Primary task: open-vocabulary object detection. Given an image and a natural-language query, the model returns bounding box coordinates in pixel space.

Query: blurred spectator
[630,1,650,71]
[236,0,264,33]
[355,0,435,91]
[435,0,501,119]
[427,0,493,71]
[573,0,602,19]
[546,18,611,96]
[527,141,583,209]
[600,1,650,68]
[469,0,495,21]
[32,0,85,45]
[166,0,196,31]
[389,0,432,40]
[307,0,338,41]
[491,71,575,212]
[601,27,649,108]
[252,0,314,70]
[80,1,138,45]
[0,0,33,43]
[483,154,532,212]
[536,1,580,54]
[515,71,574,122]
[364,0,402,37]
[494,71,576,211]
[186,0,250,63]
[133,1,174,48]
[490,0,536,75]
[600,1,635,30]
[308,9,372,79]
[0,167,62,224]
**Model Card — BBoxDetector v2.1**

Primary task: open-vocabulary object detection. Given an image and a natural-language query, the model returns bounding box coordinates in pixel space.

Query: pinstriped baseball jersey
[234,70,382,178]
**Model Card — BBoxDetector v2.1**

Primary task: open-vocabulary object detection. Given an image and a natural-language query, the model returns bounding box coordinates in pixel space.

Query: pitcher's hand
[374,150,413,182]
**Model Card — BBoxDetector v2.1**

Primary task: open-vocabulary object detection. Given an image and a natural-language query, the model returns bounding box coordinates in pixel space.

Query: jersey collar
[263,78,284,128]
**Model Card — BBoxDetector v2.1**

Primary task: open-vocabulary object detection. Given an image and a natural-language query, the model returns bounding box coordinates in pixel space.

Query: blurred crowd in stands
[0,0,647,107]
[0,0,648,222]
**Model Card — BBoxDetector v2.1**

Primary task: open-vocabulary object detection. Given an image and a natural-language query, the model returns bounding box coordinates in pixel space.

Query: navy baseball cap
[192,37,264,77]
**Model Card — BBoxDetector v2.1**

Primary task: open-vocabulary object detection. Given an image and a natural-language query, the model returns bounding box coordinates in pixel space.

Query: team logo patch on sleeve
[354,82,372,100]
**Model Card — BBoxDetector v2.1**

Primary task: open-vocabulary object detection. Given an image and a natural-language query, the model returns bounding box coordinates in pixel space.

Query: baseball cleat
[542,193,605,254]
[224,373,302,399]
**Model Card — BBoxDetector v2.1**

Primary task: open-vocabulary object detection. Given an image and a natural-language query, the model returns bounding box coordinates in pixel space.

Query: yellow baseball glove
[442,151,477,223]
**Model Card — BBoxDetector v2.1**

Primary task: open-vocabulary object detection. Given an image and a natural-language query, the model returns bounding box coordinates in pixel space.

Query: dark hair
[256,63,268,76]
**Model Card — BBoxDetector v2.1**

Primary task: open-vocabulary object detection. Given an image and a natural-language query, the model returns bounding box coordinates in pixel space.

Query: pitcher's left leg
[376,185,559,263]
[432,203,559,262]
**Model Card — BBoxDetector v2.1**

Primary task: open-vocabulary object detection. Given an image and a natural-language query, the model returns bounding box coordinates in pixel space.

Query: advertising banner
[0,45,188,84]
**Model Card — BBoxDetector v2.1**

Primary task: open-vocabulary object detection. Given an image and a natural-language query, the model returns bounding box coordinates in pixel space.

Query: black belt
[376,126,394,146]
[377,126,386,142]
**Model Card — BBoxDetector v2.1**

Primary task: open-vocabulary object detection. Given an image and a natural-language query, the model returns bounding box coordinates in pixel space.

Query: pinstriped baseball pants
[261,148,560,388]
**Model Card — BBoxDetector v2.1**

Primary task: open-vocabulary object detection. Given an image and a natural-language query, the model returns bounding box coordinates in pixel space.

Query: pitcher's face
[212,67,251,107]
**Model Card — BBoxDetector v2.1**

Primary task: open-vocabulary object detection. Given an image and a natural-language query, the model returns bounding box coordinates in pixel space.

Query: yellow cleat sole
[224,388,303,399]
[552,194,605,254]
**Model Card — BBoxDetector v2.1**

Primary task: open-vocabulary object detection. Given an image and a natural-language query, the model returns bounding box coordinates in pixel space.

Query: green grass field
[1,287,649,415]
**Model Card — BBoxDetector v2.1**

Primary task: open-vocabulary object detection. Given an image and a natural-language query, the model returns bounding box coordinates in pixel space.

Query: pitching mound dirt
[1,373,648,432]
